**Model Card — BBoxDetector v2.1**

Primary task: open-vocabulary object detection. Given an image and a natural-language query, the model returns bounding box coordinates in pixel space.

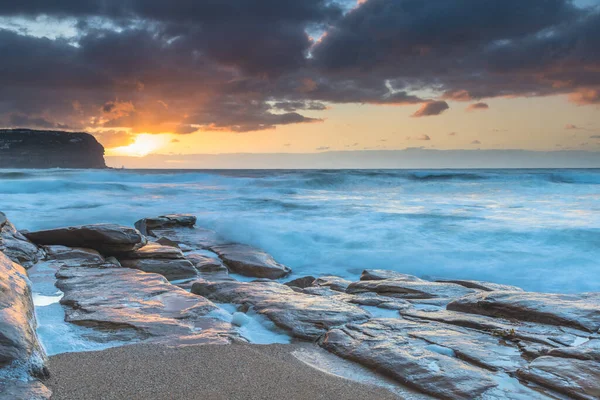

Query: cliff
[0,129,106,169]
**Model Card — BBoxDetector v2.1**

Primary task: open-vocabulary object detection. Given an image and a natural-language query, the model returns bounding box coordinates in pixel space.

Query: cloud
[174,125,198,134]
[8,113,70,130]
[448,132,457,136]
[416,134,431,141]
[471,140,482,144]
[411,101,449,117]
[565,124,589,131]
[0,0,599,136]
[92,130,135,148]
[316,146,330,151]
[171,138,180,143]
[466,102,489,111]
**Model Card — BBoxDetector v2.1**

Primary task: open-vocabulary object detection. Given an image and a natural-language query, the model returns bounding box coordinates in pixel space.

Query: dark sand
[45,343,401,400]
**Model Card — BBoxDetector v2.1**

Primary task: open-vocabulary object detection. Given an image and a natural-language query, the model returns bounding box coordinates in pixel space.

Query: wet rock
[436,279,523,292]
[448,291,600,333]
[319,318,497,399]
[517,341,552,359]
[25,224,146,255]
[149,225,227,249]
[186,253,225,272]
[360,269,423,281]
[312,276,351,292]
[209,244,291,279]
[347,279,477,299]
[155,237,180,248]
[400,309,588,347]
[134,214,196,236]
[191,280,370,340]
[0,215,44,268]
[0,379,52,400]
[303,286,411,311]
[0,252,49,397]
[0,253,46,370]
[547,339,600,361]
[347,293,413,310]
[404,321,526,372]
[121,242,185,260]
[104,256,121,267]
[119,259,197,281]
[56,265,239,344]
[517,356,600,400]
[44,245,103,262]
[284,276,316,289]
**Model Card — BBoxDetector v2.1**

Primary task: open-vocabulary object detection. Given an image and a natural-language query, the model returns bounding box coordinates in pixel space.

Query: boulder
[319,318,498,399]
[25,224,146,255]
[0,252,46,371]
[56,265,239,344]
[44,245,103,262]
[185,253,226,272]
[347,279,477,299]
[312,276,352,292]
[209,244,291,279]
[447,291,600,333]
[436,279,523,292]
[121,242,185,260]
[285,276,316,289]
[134,214,196,236]
[360,269,423,281]
[517,356,600,400]
[0,252,49,397]
[147,225,227,249]
[191,280,370,340]
[0,214,44,268]
[119,259,197,280]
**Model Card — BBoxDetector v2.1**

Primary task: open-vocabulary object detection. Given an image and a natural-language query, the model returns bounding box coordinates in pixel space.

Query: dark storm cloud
[1,0,599,138]
[8,113,71,130]
[412,101,449,117]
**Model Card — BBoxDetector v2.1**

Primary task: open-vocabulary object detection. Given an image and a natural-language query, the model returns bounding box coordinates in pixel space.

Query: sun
[109,134,171,157]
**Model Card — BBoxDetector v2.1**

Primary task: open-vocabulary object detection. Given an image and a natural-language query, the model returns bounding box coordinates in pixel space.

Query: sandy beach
[44,343,402,400]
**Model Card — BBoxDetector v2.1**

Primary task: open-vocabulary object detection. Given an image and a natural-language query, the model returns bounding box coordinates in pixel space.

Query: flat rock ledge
[135,216,292,279]
[191,280,370,340]
[0,252,50,399]
[1,212,599,400]
[134,214,197,236]
[118,242,198,280]
[25,224,147,255]
[56,264,240,345]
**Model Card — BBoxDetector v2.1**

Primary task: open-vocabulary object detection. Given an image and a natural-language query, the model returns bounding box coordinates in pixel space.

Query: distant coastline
[107,149,600,169]
[0,129,106,169]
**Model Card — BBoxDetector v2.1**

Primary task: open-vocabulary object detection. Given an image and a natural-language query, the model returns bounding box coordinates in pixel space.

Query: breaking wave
[1,167,599,293]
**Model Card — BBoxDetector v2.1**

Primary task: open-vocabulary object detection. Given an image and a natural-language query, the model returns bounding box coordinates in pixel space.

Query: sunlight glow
[109,134,171,157]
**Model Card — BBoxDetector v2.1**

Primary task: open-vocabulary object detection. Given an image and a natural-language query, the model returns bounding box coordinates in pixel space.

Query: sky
[1,0,599,164]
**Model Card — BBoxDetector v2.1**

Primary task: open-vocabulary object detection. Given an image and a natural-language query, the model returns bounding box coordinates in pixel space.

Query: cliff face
[0,129,106,169]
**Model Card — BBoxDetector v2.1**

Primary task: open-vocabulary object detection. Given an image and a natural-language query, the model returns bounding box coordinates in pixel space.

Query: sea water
[1,168,599,294]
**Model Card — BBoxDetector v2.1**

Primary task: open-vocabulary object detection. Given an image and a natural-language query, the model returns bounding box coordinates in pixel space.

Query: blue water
[1,168,600,293]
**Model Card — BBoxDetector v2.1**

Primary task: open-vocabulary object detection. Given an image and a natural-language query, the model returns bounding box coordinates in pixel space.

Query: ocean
[2,168,600,294]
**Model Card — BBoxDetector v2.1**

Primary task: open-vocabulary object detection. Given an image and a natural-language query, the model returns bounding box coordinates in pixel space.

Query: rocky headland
[0,129,105,169]
[1,211,599,399]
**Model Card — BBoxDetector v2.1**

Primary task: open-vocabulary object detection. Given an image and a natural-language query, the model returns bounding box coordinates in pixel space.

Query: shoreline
[1,211,599,399]
[44,343,404,400]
